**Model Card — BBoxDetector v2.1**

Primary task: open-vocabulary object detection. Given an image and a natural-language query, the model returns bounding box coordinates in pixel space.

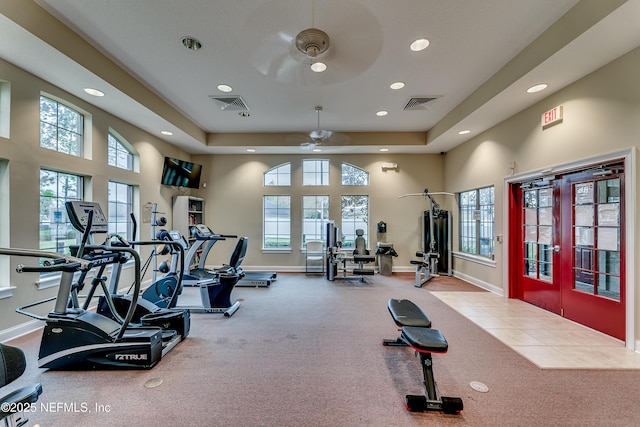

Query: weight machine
[400,189,453,287]
[325,221,375,282]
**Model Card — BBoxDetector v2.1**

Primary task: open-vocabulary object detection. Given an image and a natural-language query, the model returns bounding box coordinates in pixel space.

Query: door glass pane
[539,188,553,207]
[539,244,553,281]
[522,186,553,282]
[573,177,621,301]
[524,242,537,278]
[597,203,619,226]
[574,205,593,226]
[574,227,594,246]
[575,182,593,204]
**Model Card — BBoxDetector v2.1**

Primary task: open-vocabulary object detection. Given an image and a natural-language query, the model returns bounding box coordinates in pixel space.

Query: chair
[305,240,325,275]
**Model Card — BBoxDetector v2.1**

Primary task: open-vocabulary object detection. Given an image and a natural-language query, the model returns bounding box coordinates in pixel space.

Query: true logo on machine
[114,354,148,361]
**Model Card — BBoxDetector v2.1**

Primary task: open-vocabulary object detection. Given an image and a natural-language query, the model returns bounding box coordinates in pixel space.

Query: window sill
[36,269,96,290]
[0,286,16,299]
[36,273,63,290]
[262,248,292,254]
[453,251,496,267]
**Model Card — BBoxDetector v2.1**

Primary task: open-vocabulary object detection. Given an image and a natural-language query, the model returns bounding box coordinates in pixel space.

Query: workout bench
[383,298,463,414]
[382,298,431,346]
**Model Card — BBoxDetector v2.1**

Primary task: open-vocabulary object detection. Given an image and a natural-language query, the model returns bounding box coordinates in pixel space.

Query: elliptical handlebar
[0,247,91,272]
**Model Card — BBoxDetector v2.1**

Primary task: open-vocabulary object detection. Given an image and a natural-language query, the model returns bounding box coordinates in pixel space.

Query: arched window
[264,163,291,186]
[40,95,84,157]
[341,163,369,186]
[108,132,136,171]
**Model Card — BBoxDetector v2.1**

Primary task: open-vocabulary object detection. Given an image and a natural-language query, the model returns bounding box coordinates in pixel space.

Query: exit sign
[542,105,563,129]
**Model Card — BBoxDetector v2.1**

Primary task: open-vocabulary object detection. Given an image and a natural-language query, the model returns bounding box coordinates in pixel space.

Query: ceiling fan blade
[300,141,318,150]
[243,0,383,85]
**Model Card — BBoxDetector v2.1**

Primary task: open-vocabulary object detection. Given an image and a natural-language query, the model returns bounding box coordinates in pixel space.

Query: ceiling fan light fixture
[295,28,330,58]
[310,61,327,72]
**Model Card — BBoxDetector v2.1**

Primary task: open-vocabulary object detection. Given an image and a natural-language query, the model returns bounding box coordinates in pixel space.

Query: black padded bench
[382,298,463,414]
[382,298,431,346]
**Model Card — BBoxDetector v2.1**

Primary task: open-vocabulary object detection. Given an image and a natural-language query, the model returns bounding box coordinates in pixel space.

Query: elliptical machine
[1,214,165,369]
[65,201,190,343]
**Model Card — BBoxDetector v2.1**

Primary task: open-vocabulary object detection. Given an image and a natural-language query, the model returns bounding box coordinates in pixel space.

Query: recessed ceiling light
[376,110,388,117]
[410,38,430,52]
[313,148,322,152]
[379,148,389,152]
[390,82,405,90]
[310,62,327,72]
[181,36,202,51]
[83,88,104,97]
[217,84,232,92]
[160,130,173,136]
[458,130,471,135]
[246,148,256,153]
[526,83,548,93]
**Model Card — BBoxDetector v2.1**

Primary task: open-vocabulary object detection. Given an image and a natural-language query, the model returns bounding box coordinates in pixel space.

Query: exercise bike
[142,228,247,317]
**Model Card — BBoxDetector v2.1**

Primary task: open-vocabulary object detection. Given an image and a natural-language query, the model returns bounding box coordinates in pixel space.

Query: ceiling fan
[245,0,383,85]
[293,106,348,150]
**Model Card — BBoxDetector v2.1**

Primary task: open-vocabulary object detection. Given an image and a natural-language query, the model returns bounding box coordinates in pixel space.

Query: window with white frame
[341,163,369,186]
[302,195,329,246]
[40,96,84,156]
[108,181,133,240]
[341,195,369,249]
[264,163,291,186]
[263,195,290,248]
[459,186,495,258]
[39,169,83,254]
[302,159,329,186]
[108,132,134,171]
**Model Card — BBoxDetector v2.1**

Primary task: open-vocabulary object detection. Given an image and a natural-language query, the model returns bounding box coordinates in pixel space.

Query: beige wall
[191,153,445,269]
[0,56,445,335]
[0,57,194,332]
[444,46,640,341]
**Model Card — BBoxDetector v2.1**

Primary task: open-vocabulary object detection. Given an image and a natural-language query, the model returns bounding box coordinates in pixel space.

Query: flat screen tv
[161,157,202,189]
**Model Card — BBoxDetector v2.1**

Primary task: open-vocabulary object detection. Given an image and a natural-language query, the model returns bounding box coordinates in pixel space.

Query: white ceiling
[2,0,640,154]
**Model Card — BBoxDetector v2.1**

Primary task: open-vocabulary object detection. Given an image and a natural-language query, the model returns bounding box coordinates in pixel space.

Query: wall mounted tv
[161,157,202,189]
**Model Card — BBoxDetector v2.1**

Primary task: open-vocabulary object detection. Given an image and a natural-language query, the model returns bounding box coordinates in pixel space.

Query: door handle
[553,245,561,253]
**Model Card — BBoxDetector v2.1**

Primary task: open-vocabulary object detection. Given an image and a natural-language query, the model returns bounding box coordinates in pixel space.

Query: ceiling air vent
[209,96,249,112]
[402,96,440,111]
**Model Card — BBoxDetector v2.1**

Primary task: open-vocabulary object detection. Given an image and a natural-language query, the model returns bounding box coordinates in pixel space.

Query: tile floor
[431,291,640,369]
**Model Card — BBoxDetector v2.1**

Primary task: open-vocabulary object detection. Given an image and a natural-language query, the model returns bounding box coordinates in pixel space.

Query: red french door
[510,162,625,340]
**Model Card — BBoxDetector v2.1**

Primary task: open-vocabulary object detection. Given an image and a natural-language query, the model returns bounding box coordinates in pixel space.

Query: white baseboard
[452,270,504,296]
[0,319,44,343]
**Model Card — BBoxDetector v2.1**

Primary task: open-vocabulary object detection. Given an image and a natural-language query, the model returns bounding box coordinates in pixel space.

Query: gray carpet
[5,273,640,426]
